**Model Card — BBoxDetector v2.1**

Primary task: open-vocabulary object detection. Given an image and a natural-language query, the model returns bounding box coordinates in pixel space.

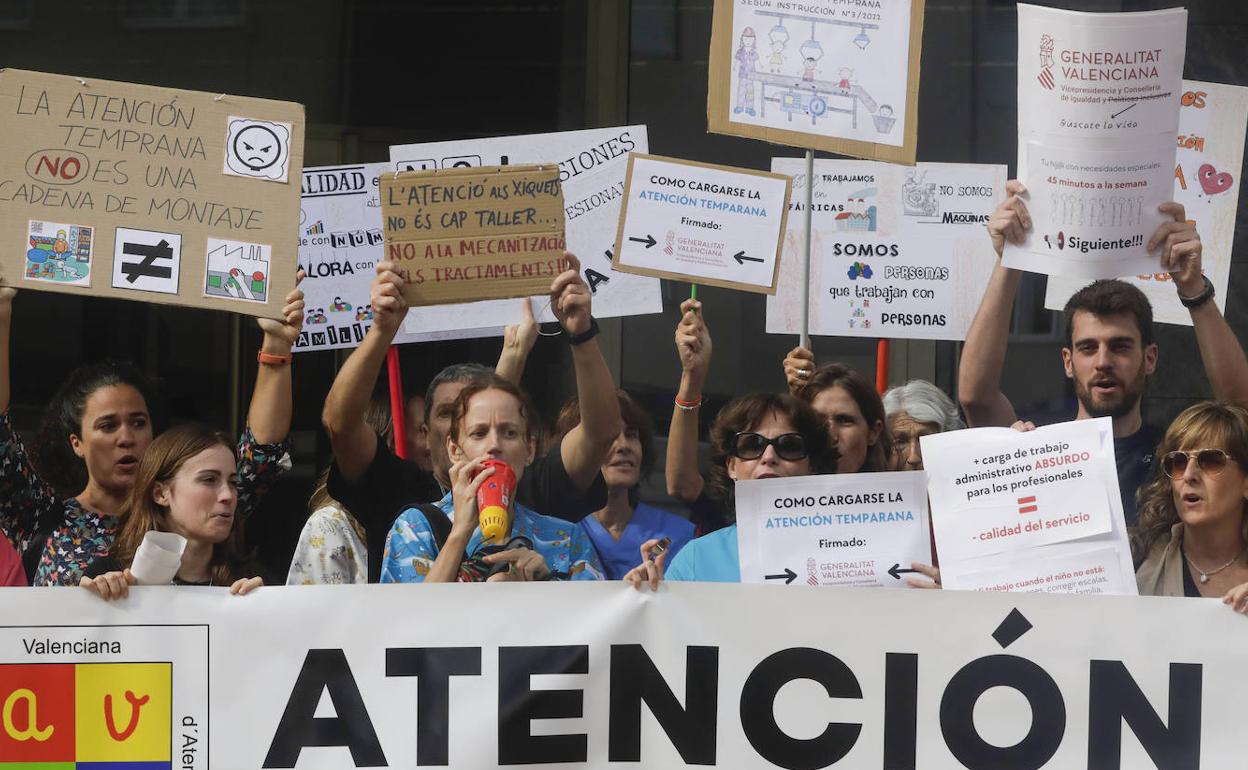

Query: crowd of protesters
[3,183,1248,615]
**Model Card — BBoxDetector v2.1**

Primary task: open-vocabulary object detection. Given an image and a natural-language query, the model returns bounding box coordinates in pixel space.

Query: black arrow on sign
[765,568,797,584]
[629,234,657,248]
[734,250,764,265]
[888,563,918,580]
[1110,102,1137,120]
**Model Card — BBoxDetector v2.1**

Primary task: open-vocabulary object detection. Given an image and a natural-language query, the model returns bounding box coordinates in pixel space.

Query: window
[120,0,245,28]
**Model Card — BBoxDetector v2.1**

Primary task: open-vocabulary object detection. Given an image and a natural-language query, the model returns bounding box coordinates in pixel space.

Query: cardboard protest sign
[707,0,925,163]
[1004,5,1187,280]
[612,154,791,294]
[1045,80,1248,326]
[379,164,569,306]
[767,158,1006,340]
[735,471,931,588]
[390,126,662,335]
[921,417,1137,595]
[293,163,501,353]
[0,69,303,318]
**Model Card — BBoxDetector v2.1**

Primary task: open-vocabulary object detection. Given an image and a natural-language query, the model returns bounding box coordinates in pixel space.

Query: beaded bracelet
[675,395,703,412]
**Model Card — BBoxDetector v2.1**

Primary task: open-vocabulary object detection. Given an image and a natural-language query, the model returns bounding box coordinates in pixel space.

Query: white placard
[922,417,1137,595]
[1003,4,1187,280]
[735,471,931,587]
[612,154,791,294]
[1045,79,1248,326]
[4,583,1248,767]
[293,163,501,352]
[389,126,662,335]
[766,158,1006,339]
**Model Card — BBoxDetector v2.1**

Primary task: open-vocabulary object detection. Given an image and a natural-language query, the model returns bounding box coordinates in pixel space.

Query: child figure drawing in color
[734,27,758,116]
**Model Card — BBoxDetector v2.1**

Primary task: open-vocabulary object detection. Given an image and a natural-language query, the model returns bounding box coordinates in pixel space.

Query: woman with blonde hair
[1134,402,1248,612]
[79,423,265,598]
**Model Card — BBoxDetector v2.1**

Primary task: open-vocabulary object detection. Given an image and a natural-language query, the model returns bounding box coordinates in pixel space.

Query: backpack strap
[407,502,454,550]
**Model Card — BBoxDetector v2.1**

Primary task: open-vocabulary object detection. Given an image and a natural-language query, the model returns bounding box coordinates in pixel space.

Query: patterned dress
[0,411,290,586]
[285,504,368,585]
[380,492,604,583]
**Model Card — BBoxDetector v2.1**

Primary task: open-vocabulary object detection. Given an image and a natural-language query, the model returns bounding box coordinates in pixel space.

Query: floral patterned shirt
[0,410,290,587]
[380,492,604,583]
[285,504,368,585]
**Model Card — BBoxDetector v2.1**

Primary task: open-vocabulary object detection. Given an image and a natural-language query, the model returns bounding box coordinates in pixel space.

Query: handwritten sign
[390,126,662,335]
[0,69,303,318]
[735,471,932,588]
[1045,79,1248,326]
[379,164,568,306]
[612,154,791,294]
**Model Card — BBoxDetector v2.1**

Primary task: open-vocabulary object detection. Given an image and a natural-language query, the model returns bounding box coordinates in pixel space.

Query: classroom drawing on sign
[732,9,896,136]
[902,169,939,217]
[24,220,92,286]
[204,238,270,303]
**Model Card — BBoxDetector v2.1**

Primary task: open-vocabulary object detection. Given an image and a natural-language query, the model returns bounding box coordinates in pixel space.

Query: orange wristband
[257,350,292,366]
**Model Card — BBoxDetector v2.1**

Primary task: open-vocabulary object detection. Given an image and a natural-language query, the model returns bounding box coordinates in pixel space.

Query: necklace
[1183,544,1247,584]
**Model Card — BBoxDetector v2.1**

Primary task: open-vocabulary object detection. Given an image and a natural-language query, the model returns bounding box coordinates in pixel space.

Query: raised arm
[322,263,407,483]
[247,279,305,444]
[958,180,1028,428]
[494,297,538,385]
[666,299,711,503]
[551,253,620,491]
[1155,202,1248,406]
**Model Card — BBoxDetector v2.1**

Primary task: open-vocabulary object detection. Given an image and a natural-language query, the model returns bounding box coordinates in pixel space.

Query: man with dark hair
[959,180,1248,525]
[321,254,620,582]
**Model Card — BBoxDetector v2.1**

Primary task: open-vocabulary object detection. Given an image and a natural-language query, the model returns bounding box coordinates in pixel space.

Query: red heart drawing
[1198,163,1234,195]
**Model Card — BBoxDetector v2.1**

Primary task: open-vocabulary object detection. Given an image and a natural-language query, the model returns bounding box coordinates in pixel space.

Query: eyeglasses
[732,432,807,461]
[1162,448,1233,479]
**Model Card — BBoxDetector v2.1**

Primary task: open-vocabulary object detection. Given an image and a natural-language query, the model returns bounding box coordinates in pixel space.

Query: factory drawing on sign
[204,239,270,303]
[733,10,895,135]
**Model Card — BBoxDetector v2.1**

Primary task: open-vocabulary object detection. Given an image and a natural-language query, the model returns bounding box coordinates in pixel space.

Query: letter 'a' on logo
[0,664,76,762]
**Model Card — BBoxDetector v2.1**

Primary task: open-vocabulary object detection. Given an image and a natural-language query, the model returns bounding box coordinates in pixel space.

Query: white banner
[1045,79,1248,326]
[3,584,1248,768]
[766,158,1006,340]
[389,127,662,335]
[1005,4,1187,279]
[735,471,931,587]
[921,418,1136,595]
[294,162,501,352]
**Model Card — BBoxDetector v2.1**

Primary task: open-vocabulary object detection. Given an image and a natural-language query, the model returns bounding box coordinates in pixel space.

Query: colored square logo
[74,664,170,763]
[0,664,76,763]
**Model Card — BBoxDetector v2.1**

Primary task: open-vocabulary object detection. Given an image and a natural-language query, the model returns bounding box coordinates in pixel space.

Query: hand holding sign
[369,261,410,339]
[987,180,1031,258]
[1151,202,1203,296]
[549,252,592,336]
[255,270,306,351]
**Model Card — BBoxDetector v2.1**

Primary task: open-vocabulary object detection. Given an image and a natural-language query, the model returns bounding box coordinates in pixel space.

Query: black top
[1114,422,1162,528]
[327,436,608,583]
[83,553,220,586]
[1179,548,1201,598]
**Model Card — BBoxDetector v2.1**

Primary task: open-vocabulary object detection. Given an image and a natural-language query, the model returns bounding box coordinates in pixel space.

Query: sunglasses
[1162,448,1234,479]
[732,432,807,461]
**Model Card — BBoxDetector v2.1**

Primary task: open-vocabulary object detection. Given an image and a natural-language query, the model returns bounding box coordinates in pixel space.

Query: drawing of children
[733,27,758,116]
[801,57,819,84]
[769,41,785,73]
[837,67,854,91]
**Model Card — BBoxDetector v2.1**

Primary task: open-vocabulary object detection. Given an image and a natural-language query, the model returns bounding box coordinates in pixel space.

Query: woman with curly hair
[1134,401,1248,612]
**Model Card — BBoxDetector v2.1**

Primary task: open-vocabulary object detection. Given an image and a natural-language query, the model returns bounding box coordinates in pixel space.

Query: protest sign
[1045,79,1248,326]
[0,69,303,318]
[5,583,1248,768]
[707,0,925,164]
[735,471,931,587]
[390,126,661,335]
[766,158,1006,340]
[1003,5,1187,280]
[612,154,791,294]
[293,163,500,353]
[922,417,1137,595]
[379,164,569,306]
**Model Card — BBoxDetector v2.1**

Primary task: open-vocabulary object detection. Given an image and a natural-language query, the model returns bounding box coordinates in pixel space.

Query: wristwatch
[1178,275,1215,309]
[566,316,600,346]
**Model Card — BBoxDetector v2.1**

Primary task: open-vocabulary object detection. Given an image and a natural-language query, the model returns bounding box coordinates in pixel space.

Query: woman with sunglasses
[627,392,838,585]
[1134,402,1248,612]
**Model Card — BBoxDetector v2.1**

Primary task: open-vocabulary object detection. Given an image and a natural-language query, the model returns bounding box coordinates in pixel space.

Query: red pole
[875,339,890,394]
[386,346,408,459]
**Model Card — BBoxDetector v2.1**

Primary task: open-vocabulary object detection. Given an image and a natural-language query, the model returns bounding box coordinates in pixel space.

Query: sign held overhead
[612,153,791,294]
[379,164,569,306]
